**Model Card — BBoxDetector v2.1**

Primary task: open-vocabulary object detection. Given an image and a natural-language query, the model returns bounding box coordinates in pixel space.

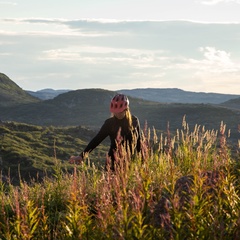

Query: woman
[69,94,141,170]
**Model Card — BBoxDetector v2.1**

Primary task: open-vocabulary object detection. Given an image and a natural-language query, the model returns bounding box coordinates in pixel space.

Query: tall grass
[0,119,239,239]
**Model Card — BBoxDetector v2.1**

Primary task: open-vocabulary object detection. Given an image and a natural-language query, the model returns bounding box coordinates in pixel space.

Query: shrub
[0,120,239,239]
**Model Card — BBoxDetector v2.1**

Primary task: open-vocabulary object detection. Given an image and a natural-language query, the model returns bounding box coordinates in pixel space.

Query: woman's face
[114,110,126,119]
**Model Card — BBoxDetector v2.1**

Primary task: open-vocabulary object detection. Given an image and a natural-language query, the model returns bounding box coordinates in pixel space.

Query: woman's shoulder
[131,114,140,125]
[104,116,115,124]
[99,117,115,131]
[131,114,139,121]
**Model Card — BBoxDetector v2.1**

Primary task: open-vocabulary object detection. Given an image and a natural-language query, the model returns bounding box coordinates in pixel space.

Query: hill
[28,87,240,104]
[119,88,240,104]
[27,88,70,100]
[1,88,239,144]
[0,74,239,185]
[220,97,240,111]
[0,73,239,143]
[0,121,108,184]
[0,73,40,107]
[1,88,117,127]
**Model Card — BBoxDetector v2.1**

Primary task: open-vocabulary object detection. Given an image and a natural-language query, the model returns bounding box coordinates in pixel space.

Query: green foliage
[0,121,107,184]
[0,73,39,107]
[0,119,239,239]
[1,77,239,146]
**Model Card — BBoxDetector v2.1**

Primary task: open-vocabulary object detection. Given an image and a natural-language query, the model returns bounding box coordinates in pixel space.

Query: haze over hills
[119,88,240,104]
[219,97,240,111]
[27,87,240,104]
[27,88,70,100]
[0,73,240,144]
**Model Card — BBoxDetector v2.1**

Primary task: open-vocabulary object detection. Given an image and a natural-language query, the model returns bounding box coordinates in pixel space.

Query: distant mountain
[119,88,240,104]
[27,88,70,100]
[1,74,239,185]
[0,73,40,106]
[1,87,239,143]
[28,87,240,104]
[0,73,239,144]
[220,97,240,110]
[0,88,118,127]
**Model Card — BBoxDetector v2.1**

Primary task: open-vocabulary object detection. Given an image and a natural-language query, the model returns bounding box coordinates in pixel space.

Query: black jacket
[81,115,141,160]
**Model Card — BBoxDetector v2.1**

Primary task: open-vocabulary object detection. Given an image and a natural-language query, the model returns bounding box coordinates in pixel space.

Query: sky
[0,0,240,94]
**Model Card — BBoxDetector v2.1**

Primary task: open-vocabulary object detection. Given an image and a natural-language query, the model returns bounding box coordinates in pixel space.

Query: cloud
[0,1,17,5]
[180,46,240,93]
[0,53,11,56]
[200,47,233,67]
[1,19,239,93]
[0,18,118,37]
[198,0,240,5]
[40,45,165,65]
[177,47,239,75]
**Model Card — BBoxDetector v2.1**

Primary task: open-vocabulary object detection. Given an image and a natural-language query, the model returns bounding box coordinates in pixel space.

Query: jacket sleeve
[80,120,110,157]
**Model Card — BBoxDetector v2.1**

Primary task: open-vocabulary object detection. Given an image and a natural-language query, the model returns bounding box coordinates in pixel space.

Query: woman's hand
[68,155,83,164]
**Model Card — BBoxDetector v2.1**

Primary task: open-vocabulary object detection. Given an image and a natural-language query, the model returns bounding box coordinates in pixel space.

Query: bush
[0,120,239,239]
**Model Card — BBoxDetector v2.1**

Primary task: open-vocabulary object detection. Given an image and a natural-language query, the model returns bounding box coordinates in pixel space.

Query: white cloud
[198,0,240,5]
[200,47,233,67]
[1,19,239,94]
[0,53,11,56]
[179,47,240,93]
[39,45,164,66]
[0,18,118,37]
[177,47,240,75]
[0,1,17,5]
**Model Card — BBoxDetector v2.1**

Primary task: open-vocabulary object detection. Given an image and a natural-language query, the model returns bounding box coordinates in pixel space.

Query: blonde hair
[111,108,133,131]
[125,108,133,131]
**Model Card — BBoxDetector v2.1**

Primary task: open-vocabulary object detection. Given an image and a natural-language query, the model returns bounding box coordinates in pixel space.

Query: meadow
[0,118,239,239]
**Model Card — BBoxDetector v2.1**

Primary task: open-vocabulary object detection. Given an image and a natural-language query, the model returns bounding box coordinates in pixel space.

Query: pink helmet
[110,94,129,113]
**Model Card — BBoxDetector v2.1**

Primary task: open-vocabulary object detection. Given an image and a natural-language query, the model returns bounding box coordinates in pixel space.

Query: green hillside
[0,121,108,184]
[0,119,239,239]
[0,73,239,185]
[1,86,239,144]
[0,88,116,127]
[220,97,240,110]
[0,74,239,239]
[0,73,40,106]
